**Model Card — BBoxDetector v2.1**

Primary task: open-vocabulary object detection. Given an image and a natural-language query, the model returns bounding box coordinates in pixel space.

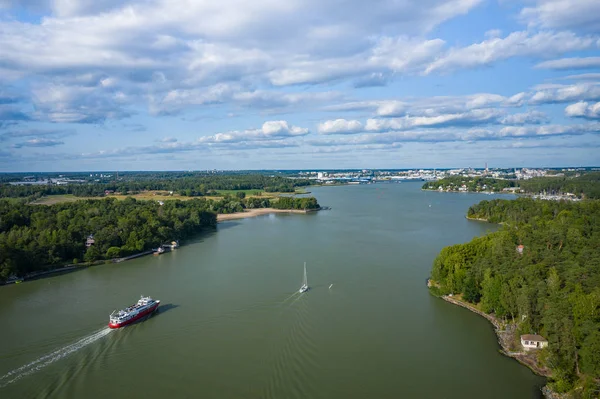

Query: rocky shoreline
[433,290,566,398]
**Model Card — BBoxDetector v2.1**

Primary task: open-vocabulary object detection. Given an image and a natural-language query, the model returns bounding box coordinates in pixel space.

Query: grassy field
[29,188,305,205]
[31,194,90,205]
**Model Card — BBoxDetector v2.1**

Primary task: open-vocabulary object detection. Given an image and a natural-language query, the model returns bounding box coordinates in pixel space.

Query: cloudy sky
[0,0,599,171]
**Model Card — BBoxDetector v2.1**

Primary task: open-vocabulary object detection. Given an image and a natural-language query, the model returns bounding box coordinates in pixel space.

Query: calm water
[0,183,545,398]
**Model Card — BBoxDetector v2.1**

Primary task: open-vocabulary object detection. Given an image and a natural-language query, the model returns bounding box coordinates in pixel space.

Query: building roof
[521,334,547,342]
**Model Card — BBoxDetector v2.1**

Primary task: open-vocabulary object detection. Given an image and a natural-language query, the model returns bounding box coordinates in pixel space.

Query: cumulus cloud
[324,93,526,118]
[318,109,523,136]
[520,0,600,32]
[424,31,597,74]
[535,57,600,70]
[198,121,309,144]
[308,123,600,146]
[565,101,600,119]
[529,83,600,104]
[2,0,596,124]
[365,109,503,132]
[318,119,364,134]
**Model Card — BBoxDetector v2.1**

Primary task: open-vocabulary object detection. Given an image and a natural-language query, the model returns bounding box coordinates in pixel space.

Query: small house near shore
[520,334,548,350]
[85,234,95,248]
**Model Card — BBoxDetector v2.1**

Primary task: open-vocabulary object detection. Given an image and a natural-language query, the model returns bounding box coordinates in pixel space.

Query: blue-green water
[0,183,545,398]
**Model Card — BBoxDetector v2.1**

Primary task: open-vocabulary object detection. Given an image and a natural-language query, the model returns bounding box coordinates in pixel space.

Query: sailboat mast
[303,262,307,286]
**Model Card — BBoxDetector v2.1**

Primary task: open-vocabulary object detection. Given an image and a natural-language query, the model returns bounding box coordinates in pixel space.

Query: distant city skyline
[0,0,599,171]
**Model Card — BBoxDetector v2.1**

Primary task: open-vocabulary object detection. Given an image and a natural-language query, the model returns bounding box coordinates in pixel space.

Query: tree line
[519,172,600,200]
[423,172,600,199]
[0,174,313,199]
[430,198,600,396]
[0,195,320,280]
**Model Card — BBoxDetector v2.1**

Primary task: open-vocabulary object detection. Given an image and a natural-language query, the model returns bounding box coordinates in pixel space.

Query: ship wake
[0,327,113,388]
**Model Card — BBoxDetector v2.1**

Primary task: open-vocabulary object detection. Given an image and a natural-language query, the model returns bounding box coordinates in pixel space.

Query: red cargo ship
[108,296,160,329]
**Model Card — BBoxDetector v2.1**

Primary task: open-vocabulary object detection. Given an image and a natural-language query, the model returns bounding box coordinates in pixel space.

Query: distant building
[520,334,548,350]
[517,245,524,254]
[85,235,95,248]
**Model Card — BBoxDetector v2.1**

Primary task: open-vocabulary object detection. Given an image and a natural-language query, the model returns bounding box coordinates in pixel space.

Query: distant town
[4,167,598,187]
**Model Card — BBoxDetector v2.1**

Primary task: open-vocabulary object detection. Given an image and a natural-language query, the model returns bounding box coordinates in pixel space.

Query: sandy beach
[216,208,310,222]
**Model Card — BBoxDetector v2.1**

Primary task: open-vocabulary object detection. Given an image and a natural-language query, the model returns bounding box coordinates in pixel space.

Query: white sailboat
[299,262,309,293]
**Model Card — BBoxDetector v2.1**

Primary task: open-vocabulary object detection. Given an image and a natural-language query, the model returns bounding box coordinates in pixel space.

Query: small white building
[520,334,548,350]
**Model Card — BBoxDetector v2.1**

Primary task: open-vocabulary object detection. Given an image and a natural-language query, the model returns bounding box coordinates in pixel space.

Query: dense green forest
[423,172,600,199]
[430,198,600,396]
[0,174,312,199]
[519,172,600,200]
[271,196,320,210]
[0,198,216,280]
[0,195,320,280]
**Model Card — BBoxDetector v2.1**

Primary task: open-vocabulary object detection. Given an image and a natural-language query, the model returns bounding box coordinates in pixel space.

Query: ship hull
[108,301,160,329]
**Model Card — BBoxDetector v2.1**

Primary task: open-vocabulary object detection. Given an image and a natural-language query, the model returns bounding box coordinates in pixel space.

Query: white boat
[299,262,309,293]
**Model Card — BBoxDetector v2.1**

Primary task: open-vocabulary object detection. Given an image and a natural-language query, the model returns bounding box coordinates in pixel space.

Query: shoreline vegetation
[0,189,321,284]
[428,285,563,399]
[422,172,600,200]
[429,197,600,398]
[428,281,553,376]
[2,207,322,285]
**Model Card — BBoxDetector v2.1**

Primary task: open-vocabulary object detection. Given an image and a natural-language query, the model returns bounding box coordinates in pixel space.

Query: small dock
[153,240,180,255]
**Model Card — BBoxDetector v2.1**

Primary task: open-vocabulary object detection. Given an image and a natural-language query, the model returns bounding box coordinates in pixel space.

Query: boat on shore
[109,295,160,329]
[299,262,309,293]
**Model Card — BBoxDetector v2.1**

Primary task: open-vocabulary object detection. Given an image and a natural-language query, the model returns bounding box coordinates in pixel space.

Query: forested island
[1,173,312,200]
[423,172,600,199]
[429,198,600,397]
[0,194,320,282]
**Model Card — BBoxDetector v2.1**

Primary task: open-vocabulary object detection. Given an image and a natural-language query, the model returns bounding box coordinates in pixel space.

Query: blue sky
[0,0,599,171]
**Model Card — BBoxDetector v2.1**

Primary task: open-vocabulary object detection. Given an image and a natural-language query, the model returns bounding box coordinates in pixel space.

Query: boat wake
[280,291,301,306]
[264,291,319,399]
[0,328,113,388]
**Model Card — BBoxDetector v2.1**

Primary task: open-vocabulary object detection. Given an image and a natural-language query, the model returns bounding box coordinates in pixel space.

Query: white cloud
[496,124,600,138]
[318,119,364,134]
[425,31,597,74]
[520,0,600,32]
[324,93,527,118]
[500,111,547,125]
[198,121,309,144]
[529,82,600,104]
[307,123,600,146]
[565,101,600,119]
[535,57,600,70]
[364,109,502,132]
[31,83,132,123]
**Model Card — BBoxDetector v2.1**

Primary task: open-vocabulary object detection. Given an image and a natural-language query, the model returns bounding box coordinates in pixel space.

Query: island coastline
[428,282,566,399]
[217,207,319,222]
